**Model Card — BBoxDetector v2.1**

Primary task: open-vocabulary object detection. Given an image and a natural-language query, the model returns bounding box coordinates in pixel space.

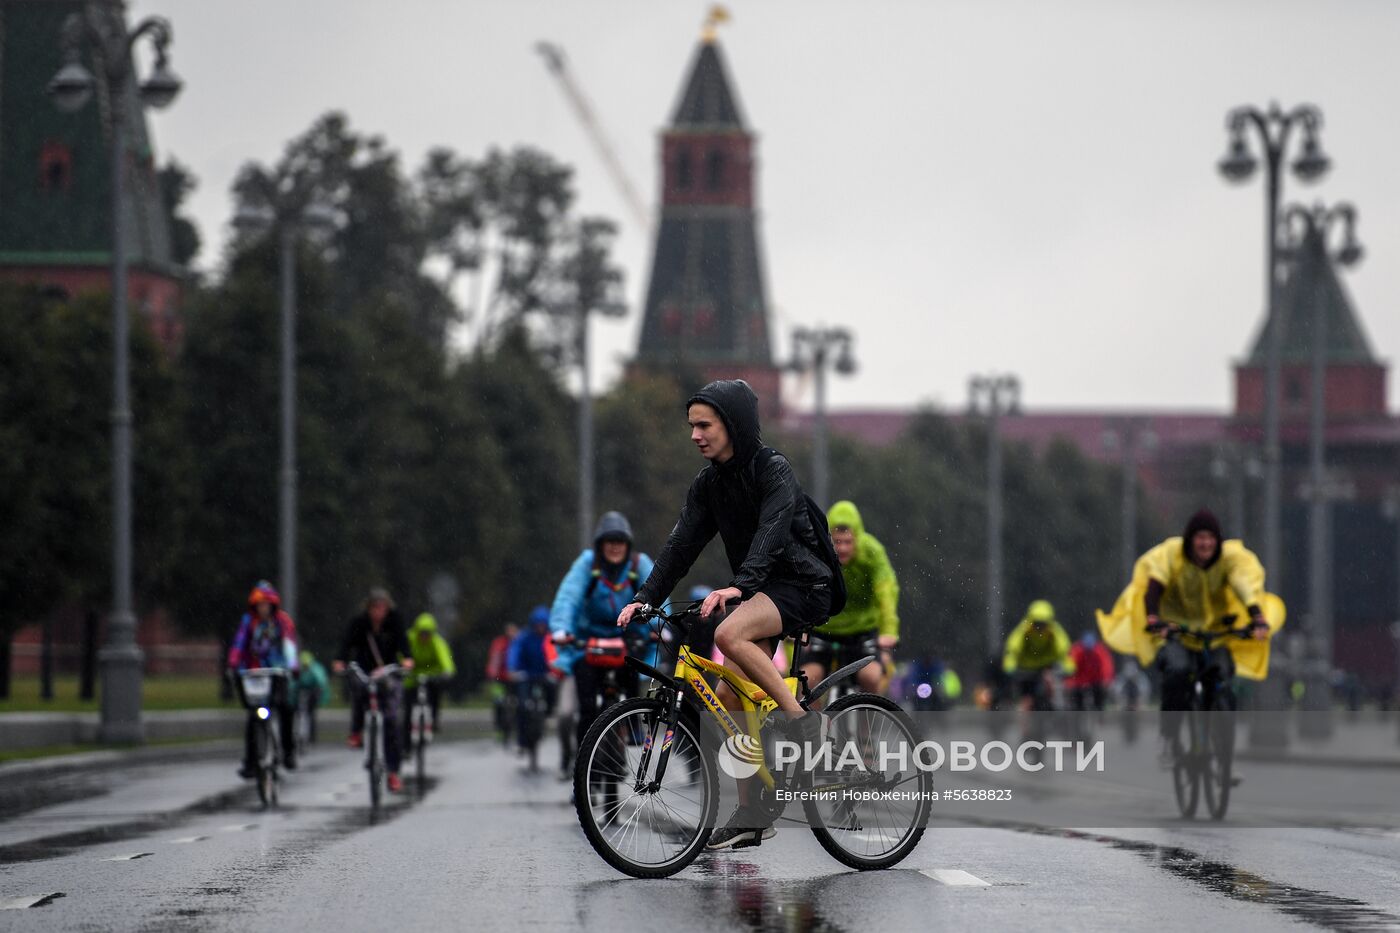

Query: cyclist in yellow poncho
[1097,509,1285,752]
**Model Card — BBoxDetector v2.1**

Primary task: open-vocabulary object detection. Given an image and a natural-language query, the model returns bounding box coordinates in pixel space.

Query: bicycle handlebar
[345,662,404,685]
[237,666,291,677]
[1156,622,1257,646]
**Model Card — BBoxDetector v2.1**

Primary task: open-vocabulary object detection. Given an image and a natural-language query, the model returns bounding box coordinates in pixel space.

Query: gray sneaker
[706,806,777,850]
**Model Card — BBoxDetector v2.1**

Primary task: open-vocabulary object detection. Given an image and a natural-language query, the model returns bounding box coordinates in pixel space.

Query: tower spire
[633,25,781,415]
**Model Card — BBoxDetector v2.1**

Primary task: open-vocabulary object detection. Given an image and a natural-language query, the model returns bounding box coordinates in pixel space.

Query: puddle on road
[1003,822,1400,933]
[578,859,847,933]
[0,892,66,910]
[0,786,257,865]
[145,776,439,928]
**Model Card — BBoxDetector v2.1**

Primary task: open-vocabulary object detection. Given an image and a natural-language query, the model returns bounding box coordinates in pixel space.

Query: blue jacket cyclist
[549,511,659,746]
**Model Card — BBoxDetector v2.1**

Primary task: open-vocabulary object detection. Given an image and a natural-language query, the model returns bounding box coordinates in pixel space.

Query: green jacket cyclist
[800,500,900,698]
[1002,600,1075,711]
[404,613,456,733]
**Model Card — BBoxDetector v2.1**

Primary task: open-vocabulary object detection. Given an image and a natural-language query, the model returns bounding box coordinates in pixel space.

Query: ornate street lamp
[232,201,339,623]
[1217,102,1330,595]
[49,6,182,744]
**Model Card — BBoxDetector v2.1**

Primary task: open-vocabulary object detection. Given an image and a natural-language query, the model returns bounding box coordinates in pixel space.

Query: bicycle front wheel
[254,721,273,808]
[575,697,716,879]
[1172,710,1201,819]
[1203,692,1236,821]
[804,693,932,870]
[415,708,428,787]
[367,715,383,811]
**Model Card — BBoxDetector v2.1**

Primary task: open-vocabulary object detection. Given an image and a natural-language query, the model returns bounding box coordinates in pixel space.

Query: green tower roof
[0,0,177,274]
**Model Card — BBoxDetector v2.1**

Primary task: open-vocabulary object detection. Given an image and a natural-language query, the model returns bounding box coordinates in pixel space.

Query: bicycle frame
[626,609,876,797]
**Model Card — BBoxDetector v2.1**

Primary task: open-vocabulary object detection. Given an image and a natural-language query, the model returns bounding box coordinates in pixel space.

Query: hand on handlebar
[332,660,346,674]
[1248,616,1270,640]
[616,602,645,628]
[701,587,742,619]
[1145,616,1170,637]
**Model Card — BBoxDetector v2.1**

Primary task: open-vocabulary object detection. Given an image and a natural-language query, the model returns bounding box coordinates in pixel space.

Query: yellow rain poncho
[1096,538,1285,681]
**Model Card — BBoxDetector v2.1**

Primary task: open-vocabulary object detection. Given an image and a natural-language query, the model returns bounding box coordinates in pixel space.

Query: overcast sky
[129,0,1400,414]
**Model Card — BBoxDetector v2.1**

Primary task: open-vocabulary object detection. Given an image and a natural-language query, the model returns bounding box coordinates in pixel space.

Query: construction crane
[535,41,650,233]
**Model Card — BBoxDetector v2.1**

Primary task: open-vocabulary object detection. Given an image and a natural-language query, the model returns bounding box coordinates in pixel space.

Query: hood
[1025,599,1056,624]
[687,379,762,467]
[528,605,550,628]
[592,511,634,549]
[412,613,438,635]
[827,501,865,538]
[1182,508,1223,567]
[247,580,281,608]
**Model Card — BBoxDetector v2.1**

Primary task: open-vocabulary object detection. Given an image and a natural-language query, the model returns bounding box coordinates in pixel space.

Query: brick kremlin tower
[0,0,183,346]
[633,24,781,416]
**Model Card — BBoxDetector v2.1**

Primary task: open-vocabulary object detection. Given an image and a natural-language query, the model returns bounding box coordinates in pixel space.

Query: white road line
[0,893,65,910]
[218,823,257,832]
[921,869,991,887]
[170,836,209,844]
[100,853,153,862]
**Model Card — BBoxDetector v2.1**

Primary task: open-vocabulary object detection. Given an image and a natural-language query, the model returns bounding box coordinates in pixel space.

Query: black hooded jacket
[635,380,833,606]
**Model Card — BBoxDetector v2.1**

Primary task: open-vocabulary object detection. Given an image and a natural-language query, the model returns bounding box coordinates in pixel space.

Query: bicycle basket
[239,672,274,707]
[584,637,627,668]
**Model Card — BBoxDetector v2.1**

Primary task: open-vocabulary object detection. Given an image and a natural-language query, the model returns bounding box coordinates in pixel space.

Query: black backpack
[754,448,847,618]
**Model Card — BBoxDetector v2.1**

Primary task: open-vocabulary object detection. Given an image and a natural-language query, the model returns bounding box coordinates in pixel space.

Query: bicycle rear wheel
[804,693,932,870]
[1202,692,1236,821]
[575,697,716,878]
[1171,709,1201,819]
[415,708,428,787]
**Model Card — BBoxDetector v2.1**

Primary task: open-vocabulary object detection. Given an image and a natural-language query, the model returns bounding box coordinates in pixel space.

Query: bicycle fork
[636,689,685,793]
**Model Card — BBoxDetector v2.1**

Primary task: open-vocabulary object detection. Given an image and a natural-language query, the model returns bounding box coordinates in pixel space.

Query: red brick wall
[1234,363,1387,419]
[0,266,184,352]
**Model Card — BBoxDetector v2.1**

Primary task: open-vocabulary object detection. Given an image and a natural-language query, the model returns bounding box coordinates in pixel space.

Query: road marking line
[0,893,65,910]
[921,869,991,887]
[170,836,209,844]
[219,824,257,832]
[100,853,153,862]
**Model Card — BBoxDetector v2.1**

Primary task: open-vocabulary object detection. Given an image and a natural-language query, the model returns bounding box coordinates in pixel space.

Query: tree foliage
[2,110,1153,697]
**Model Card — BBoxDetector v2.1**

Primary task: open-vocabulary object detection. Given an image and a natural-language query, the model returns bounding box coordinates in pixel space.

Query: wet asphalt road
[2,734,1399,932]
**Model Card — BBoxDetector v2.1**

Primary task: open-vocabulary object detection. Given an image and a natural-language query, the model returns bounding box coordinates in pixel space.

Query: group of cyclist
[226,583,457,794]
[233,377,1284,830]
[560,380,1280,845]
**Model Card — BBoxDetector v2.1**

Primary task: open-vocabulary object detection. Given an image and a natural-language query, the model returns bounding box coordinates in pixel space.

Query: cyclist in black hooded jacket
[618,379,835,849]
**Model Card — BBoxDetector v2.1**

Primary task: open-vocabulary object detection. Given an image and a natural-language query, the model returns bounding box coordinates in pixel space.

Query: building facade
[0,0,183,346]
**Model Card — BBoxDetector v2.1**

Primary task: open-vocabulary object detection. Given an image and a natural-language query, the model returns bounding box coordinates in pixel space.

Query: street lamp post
[969,374,1020,657]
[49,5,182,744]
[1102,422,1158,583]
[1210,443,1261,542]
[790,327,857,509]
[1282,201,1362,672]
[1218,103,1330,595]
[233,203,337,622]
[1383,488,1400,742]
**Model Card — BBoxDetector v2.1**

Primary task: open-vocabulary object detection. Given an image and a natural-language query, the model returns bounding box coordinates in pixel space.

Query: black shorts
[805,631,880,670]
[757,582,830,638]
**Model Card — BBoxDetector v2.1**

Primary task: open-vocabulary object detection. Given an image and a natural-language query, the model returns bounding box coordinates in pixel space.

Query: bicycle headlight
[257,707,270,720]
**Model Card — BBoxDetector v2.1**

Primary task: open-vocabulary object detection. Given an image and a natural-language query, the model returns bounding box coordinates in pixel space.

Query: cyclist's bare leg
[713,595,802,716]
[855,659,884,693]
[715,645,774,807]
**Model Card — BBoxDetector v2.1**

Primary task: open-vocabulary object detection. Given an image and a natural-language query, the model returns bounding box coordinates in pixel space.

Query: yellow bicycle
[573,603,931,878]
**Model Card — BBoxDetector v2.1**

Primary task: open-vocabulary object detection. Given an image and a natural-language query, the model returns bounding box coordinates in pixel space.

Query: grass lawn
[0,675,233,713]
